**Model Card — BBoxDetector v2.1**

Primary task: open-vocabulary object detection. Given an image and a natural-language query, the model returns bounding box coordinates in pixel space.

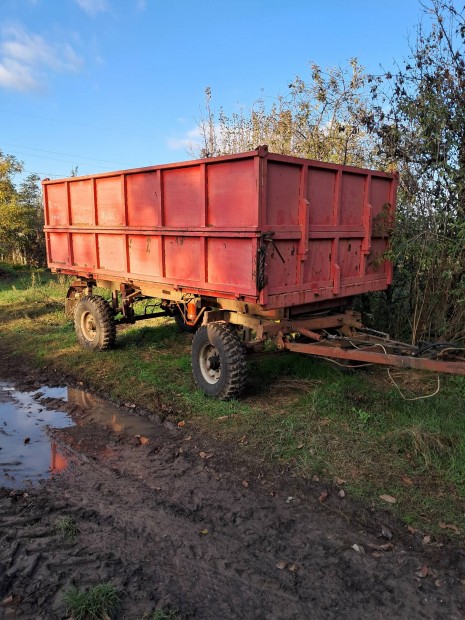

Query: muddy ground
[1,357,465,619]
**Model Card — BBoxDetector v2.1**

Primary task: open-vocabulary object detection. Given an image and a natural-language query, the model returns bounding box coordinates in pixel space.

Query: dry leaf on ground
[199,451,213,459]
[379,494,397,504]
[438,522,461,534]
[416,565,429,578]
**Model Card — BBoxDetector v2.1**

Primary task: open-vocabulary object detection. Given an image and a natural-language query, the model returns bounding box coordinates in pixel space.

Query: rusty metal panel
[96,177,124,226]
[98,234,125,272]
[163,166,203,227]
[207,238,256,292]
[47,183,68,226]
[43,148,397,310]
[265,161,300,226]
[48,232,68,264]
[207,160,258,227]
[126,172,160,227]
[128,235,161,277]
[69,180,94,226]
[72,232,96,268]
[164,236,202,282]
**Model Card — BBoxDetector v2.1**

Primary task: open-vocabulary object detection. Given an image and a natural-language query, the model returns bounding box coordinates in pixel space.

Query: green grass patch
[63,582,120,620]
[55,515,80,541]
[1,270,465,539]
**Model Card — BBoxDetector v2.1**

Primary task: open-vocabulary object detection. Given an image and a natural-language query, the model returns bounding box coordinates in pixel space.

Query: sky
[0,0,428,183]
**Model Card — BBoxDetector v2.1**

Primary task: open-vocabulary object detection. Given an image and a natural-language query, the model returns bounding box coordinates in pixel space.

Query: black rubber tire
[191,322,247,400]
[74,295,116,351]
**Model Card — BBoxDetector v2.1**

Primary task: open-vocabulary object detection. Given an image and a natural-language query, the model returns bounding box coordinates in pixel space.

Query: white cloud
[167,126,203,151]
[0,25,83,92]
[0,58,37,91]
[75,0,109,16]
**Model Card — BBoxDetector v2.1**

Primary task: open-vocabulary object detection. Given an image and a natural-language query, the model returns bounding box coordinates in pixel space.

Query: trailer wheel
[192,322,247,400]
[74,295,116,351]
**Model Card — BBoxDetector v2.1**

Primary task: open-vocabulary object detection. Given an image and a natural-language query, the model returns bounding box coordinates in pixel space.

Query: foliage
[195,59,379,167]
[0,151,46,266]
[365,0,465,343]
[63,582,120,620]
[55,515,80,541]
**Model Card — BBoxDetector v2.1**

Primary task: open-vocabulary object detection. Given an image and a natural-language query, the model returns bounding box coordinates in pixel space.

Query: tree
[367,0,465,342]
[0,151,46,266]
[195,59,380,168]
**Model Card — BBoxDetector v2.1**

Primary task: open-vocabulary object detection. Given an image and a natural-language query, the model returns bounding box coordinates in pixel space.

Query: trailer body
[43,147,396,312]
[42,148,465,400]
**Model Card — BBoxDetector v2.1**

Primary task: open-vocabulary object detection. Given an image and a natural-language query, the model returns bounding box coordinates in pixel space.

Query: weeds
[63,582,120,620]
[55,515,80,541]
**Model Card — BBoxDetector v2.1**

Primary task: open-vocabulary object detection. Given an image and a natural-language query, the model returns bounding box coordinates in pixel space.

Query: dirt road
[1,366,465,619]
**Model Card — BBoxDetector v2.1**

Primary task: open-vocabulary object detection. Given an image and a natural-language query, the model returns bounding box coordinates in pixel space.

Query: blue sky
[1,0,426,181]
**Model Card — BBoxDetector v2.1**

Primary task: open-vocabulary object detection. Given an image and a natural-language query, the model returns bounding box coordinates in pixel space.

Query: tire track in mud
[2,402,465,620]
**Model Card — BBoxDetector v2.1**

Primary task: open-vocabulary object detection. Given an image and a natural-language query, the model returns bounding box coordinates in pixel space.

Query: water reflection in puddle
[67,388,158,439]
[0,381,159,489]
[0,382,71,489]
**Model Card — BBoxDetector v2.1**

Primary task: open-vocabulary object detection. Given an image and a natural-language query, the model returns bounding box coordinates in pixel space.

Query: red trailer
[43,147,465,398]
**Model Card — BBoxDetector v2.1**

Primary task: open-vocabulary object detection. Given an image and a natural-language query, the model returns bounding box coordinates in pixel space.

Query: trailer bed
[43,146,397,312]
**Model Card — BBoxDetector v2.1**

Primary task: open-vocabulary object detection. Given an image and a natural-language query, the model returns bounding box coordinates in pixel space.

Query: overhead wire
[1,141,129,167]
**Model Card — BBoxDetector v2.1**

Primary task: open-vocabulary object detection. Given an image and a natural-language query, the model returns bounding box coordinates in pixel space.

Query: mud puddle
[2,373,465,619]
[0,383,72,488]
[0,382,160,489]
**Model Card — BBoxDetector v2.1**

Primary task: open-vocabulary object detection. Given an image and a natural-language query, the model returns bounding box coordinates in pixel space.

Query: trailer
[42,146,465,399]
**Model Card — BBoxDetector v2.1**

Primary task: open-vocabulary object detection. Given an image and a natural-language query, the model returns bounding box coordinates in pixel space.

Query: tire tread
[74,295,116,351]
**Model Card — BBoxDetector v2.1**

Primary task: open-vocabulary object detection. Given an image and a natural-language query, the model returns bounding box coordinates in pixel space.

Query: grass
[55,515,80,541]
[63,582,120,620]
[1,264,465,539]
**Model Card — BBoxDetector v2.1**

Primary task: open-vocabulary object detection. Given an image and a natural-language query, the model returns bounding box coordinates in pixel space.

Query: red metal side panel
[307,168,335,226]
[96,177,124,226]
[128,235,161,277]
[72,233,96,268]
[70,180,94,226]
[266,161,300,226]
[340,172,365,226]
[164,236,202,282]
[48,232,68,264]
[207,160,258,227]
[126,172,160,227]
[163,167,203,227]
[47,184,68,226]
[207,238,255,291]
[263,154,396,309]
[98,234,126,271]
[43,149,396,309]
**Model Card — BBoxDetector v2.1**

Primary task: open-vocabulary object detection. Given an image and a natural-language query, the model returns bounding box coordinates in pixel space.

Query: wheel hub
[207,353,220,372]
[199,344,221,384]
[81,311,97,341]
